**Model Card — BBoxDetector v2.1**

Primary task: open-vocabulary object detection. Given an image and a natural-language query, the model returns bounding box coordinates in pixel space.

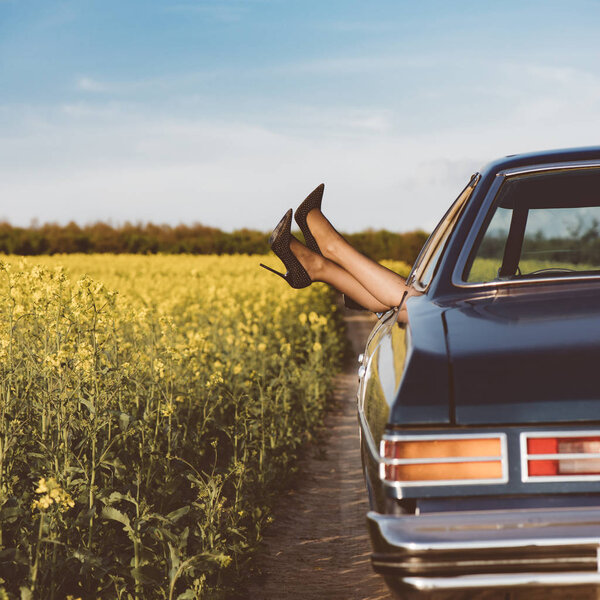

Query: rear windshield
[464,168,600,282]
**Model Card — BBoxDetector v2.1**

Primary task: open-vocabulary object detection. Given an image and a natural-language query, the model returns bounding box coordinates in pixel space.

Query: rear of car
[359,148,600,596]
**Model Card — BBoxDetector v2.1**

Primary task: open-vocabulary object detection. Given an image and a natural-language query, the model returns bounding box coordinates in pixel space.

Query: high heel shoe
[294,183,325,255]
[295,184,367,311]
[260,209,312,289]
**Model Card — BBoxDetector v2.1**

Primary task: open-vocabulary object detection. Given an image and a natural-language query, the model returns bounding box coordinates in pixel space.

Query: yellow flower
[313,342,322,352]
[33,476,74,511]
[257,343,266,352]
[161,403,175,417]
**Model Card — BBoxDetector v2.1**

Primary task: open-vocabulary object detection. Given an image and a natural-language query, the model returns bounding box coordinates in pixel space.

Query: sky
[1,0,600,233]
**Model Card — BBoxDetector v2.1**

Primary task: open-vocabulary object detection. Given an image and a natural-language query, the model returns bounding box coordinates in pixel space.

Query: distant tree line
[0,221,429,263]
[478,220,600,267]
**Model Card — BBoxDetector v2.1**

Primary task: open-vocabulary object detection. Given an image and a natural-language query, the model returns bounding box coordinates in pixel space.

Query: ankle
[306,252,327,281]
[290,239,324,281]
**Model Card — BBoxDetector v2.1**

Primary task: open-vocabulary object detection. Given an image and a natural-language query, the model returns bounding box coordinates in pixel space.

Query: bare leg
[306,210,410,307]
[290,238,391,313]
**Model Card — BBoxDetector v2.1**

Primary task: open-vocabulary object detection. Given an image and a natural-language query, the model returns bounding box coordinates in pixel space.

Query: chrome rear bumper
[368,506,600,591]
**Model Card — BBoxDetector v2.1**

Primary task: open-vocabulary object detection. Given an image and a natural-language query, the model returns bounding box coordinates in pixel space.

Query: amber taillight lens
[526,436,600,478]
[380,436,506,485]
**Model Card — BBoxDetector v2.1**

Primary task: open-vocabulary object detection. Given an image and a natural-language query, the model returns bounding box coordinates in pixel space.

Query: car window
[412,174,479,289]
[465,168,600,282]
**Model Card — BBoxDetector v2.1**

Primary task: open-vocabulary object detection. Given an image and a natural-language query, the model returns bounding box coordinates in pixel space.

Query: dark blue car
[359,147,600,597]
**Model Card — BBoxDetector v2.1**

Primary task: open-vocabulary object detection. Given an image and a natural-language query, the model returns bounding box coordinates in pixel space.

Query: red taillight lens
[380,436,506,485]
[526,435,600,478]
[527,438,558,475]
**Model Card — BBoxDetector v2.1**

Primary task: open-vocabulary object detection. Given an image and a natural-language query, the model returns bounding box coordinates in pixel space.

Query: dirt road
[247,314,391,600]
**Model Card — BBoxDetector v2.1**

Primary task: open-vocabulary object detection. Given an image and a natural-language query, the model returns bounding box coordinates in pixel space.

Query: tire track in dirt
[247,314,391,600]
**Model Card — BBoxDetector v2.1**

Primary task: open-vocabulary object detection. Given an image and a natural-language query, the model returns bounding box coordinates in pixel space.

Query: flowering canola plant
[0,254,344,599]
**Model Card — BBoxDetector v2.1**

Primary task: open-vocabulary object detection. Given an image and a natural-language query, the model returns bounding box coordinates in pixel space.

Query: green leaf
[79,398,95,415]
[130,565,162,585]
[168,542,180,580]
[101,506,132,534]
[165,505,190,523]
[118,412,130,432]
[176,591,196,600]
[106,491,137,507]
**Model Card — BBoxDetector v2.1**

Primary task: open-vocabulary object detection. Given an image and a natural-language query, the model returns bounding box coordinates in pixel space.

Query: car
[358,146,600,598]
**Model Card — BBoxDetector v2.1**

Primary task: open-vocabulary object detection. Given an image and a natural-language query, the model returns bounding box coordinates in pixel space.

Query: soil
[246,313,391,600]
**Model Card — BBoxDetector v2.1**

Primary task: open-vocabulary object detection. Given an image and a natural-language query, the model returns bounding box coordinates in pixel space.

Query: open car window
[412,173,480,289]
[464,168,600,283]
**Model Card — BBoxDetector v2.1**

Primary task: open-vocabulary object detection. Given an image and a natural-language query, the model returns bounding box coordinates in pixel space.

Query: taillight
[522,432,600,481]
[380,434,508,486]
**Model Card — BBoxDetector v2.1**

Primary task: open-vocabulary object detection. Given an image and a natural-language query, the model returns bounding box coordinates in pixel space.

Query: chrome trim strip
[401,572,600,591]
[455,271,600,290]
[520,430,600,483]
[523,430,600,438]
[381,456,502,466]
[527,453,600,460]
[379,433,508,487]
[382,432,507,442]
[452,160,600,290]
[373,556,596,570]
[375,533,600,552]
[502,159,600,177]
[382,478,506,489]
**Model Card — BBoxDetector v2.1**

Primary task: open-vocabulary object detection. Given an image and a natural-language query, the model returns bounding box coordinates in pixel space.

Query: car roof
[480,146,600,178]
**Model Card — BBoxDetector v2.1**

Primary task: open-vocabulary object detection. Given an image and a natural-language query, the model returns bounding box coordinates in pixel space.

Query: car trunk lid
[444,285,600,424]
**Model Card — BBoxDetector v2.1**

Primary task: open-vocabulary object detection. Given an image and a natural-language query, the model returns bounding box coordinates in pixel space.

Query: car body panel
[445,285,600,424]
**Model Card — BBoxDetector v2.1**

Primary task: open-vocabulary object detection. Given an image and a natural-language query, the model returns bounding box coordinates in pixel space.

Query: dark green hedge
[0,221,429,264]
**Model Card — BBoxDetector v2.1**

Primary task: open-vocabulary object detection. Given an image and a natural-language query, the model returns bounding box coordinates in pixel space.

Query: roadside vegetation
[0,254,345,599]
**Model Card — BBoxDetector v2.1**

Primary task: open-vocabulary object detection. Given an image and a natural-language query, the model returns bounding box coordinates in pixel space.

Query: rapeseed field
[0,254,345,599]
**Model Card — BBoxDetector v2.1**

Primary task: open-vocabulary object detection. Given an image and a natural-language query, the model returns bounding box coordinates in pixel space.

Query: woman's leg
[290,238,391,313]
[306,210,410,308]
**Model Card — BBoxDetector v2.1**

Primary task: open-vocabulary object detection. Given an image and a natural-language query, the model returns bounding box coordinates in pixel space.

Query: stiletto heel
[294,183,324,255]
[259,262,286,279]
[260,209,312,289]
[260,263,287,281]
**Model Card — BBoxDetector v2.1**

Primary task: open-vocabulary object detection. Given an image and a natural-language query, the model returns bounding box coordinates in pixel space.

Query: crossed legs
[289,208,412,313]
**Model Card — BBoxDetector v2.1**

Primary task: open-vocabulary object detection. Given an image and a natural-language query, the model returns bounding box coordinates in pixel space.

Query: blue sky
[1,0,600,232]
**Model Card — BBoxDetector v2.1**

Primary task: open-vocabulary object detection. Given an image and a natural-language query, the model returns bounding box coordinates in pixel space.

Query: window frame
[452,161,600,289]
[410,173,480,292]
